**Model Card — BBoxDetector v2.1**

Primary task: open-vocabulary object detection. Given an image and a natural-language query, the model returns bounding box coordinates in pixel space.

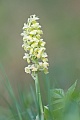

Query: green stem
[35,73,44,120]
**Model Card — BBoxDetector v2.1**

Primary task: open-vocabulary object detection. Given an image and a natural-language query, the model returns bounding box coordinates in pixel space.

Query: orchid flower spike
[21,14,49,79]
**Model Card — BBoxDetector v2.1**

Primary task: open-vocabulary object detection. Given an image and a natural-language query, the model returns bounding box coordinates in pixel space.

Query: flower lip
[23,23,28,29]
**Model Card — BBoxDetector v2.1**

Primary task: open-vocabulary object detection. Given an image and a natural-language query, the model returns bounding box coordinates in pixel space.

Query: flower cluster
[21,15,49,79]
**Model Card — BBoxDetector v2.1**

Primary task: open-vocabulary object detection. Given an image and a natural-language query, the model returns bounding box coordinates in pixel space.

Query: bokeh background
[0,0,80,96]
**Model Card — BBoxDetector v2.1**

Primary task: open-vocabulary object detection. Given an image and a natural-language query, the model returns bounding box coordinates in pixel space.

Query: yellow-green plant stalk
[21,14,49,120]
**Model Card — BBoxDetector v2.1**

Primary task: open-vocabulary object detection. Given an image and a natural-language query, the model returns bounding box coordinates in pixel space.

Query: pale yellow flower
[31,64,38,72]
[25,66,31,73]
[21,15,49,79]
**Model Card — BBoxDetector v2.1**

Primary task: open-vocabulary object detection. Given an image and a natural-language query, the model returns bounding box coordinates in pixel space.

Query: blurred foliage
[44,80,80,120]
[0,70,80,120]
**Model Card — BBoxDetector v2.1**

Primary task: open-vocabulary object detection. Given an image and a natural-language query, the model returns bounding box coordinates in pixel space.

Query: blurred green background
[0,0,80,93]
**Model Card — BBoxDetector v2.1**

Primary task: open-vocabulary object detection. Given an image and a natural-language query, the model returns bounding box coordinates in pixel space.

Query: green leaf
[44,106,53,120]
[50,88,65,114]
[66,80,77,99]
[50,88,65,110]
[50,88,65,99]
